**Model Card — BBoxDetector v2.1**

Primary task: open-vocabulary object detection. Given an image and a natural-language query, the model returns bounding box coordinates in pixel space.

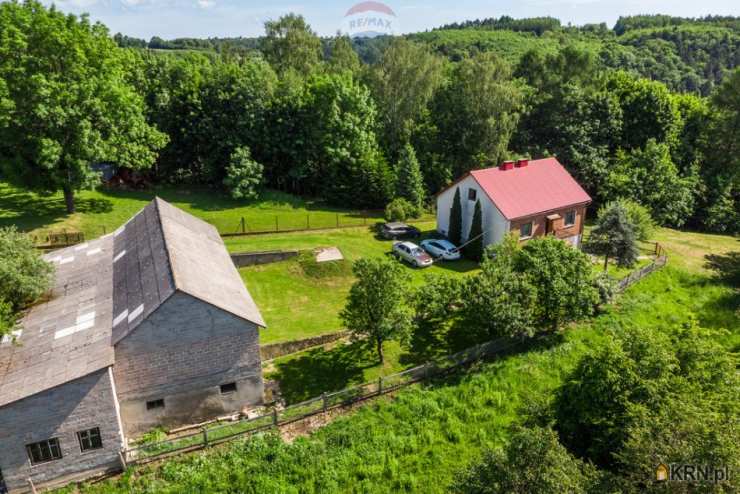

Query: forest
[0,3,738,236]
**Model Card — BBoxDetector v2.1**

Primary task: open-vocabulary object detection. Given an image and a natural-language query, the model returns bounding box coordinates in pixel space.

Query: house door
[0,467,7,494]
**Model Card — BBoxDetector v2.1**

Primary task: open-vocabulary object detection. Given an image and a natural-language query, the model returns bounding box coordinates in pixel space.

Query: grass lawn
[0,181,395,238]
[237,223,479,344]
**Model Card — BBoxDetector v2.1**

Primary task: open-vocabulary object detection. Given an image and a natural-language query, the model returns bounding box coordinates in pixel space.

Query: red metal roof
[469,158,592,220]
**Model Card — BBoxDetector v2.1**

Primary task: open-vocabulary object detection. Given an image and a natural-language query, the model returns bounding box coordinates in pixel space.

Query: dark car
[380,222,421,240]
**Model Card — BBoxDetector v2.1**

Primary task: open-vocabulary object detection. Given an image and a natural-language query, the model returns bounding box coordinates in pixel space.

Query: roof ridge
[153,197,181,291]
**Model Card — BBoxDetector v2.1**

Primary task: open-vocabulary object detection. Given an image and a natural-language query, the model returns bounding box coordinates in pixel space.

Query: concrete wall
[0,369,124,493]
[230,250,299,268]
[113,291,263,437]
[436,175,509,247]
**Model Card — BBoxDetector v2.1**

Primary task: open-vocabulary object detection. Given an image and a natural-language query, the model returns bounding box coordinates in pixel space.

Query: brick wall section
[510,205,587,241]
[113,291,263,437]
[0,369,123,493]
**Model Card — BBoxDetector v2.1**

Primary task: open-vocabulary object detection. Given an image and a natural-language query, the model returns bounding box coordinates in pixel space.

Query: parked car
[392,241,433,268]
[420,239,461,261]
[380,222,421,240]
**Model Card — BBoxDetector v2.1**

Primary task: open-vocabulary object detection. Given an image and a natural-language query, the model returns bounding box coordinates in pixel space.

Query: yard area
[0,182,396,238]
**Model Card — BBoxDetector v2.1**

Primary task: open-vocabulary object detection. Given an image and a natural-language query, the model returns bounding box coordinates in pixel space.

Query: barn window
[467,189,477,201]
[26,438,62,465]
[519,222,533,239]
[220,382,238,394]
[564,210,576,227]
[146,399,165,411]
[77,427,103,452]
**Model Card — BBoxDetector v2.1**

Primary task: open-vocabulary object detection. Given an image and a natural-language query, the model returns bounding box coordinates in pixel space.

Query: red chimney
[500,160,515,171]
[515,159,529,168]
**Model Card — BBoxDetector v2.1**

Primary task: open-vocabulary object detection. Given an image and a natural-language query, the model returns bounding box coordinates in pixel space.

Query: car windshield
[411,248,425,256]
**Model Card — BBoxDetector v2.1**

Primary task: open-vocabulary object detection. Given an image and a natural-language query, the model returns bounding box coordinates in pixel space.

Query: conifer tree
[448,187,463,245]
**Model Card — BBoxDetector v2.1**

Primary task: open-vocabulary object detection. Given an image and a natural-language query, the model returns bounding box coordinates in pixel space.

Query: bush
[223,146,264,200]
[0,227,54,310]
[452,426,598,494]
[592,272,618,307]
[0,298,16,337]
[384,197,419,222]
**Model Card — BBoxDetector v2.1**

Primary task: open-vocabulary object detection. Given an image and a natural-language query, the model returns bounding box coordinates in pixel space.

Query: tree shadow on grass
[0,187,112,231]
[705,251,740,288]
[268,340,376,405]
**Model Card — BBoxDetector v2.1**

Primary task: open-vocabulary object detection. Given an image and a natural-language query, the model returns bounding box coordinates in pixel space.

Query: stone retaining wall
[261,331,349,361]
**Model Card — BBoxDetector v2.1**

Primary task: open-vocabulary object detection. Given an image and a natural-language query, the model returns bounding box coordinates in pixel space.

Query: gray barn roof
[0,198,264,408]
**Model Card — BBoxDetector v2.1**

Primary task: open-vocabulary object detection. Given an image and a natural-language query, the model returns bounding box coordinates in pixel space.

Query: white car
[392,241,434,268]
[420,239,461,261]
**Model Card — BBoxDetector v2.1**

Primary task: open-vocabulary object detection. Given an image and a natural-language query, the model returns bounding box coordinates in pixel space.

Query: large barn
[0,198,265,493]
[436,158,592,248]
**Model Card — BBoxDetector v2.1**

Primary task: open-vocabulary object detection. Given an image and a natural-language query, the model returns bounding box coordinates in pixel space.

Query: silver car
[420,239,461,261]
[392,241,433,268]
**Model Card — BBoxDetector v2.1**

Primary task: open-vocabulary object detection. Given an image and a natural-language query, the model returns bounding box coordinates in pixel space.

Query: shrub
[452,426,598,494]
[0,298,16,337]
[599,199,655,241]
[0,226,54,310]
[384,197,420,222]
[592,272,618,307]
[223,146,264,200]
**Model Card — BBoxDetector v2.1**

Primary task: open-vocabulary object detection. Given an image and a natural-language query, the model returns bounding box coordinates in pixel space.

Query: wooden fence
[617,243,668,292]
[122,336,520,466]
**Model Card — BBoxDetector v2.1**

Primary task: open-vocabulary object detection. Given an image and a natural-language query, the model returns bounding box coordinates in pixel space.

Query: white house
[436,158,592,248]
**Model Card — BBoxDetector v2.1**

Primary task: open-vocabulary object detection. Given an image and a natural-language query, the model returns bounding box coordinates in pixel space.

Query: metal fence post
[336,213,339,228]
[241,217,246,234]
[275,216,279,232]
[322,392,328,413]
[307,214,310,230]
[202,428,208,447]
[377,377,383,395]
[272,408,278,426]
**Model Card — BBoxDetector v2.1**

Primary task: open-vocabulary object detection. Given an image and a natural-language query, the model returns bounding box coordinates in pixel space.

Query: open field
[0,182,397,239]
[63,260,739,493]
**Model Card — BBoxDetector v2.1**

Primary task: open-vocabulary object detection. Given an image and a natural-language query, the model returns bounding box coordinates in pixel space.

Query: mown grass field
[0,182,391,238]
[62,260,739,493]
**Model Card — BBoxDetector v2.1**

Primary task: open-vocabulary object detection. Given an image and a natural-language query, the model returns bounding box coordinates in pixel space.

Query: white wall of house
[436,176,509,248]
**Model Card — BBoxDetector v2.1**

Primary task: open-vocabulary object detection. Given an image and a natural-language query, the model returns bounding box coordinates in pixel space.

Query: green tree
[607,139,696,226]
[462,235,536,339]
[261,14,322,75]
[223,147,263,200]
[452,426,598,494]
[606,71,681,151]
[515,237,598,331]
[369,38,444,158]
[304,73,392,207]
[586,201,639,271]
[448,187,463,246]
[463,200,484,261]
[384,198,414,222]
[327,34,360,75]
[0,227,54,310]
[395,143,425,212]
[341,258,413,363]
[617,199,656,241]
[0,1,167,213]
[433,52,522,176]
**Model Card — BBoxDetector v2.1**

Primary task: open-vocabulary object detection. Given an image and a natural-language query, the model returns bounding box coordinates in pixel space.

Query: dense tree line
[0,2,738,231]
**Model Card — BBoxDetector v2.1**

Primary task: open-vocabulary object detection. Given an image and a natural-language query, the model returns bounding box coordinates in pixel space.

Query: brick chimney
[500,160,515,171]
[515,159,529,168]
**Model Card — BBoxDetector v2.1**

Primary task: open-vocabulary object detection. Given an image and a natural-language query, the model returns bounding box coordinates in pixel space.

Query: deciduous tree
[0,227,54,310]
[341,258,413,363]
[261,14,322,75]
[223,147,264,200]
[0,1,168,213]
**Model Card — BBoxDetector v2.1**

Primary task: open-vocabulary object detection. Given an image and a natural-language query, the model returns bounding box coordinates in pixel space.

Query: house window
[26,438,62,465]
[468,189,477,201]
[220,382,237,394]
[564,210,576,227]
[77,427,103,452]
[146,399,165,411]
[519,222,533,239]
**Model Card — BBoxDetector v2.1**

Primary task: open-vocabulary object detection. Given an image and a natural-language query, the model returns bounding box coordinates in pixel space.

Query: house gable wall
[112,291,263,437]
[510,205,587,245]
[436,176,509,247]
[0,369,123,493]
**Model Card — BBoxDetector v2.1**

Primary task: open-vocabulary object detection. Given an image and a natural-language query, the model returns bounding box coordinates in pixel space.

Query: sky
[42,0,740,40]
